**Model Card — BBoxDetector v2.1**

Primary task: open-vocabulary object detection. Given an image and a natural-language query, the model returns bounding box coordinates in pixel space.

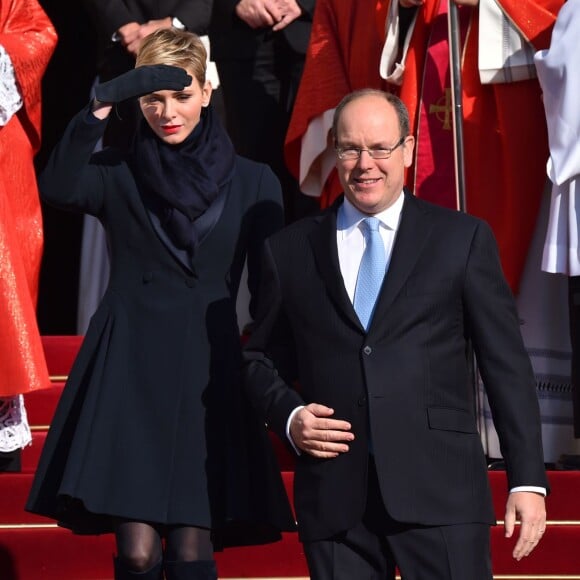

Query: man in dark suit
[210,0,317,221]
[243,89,548,579]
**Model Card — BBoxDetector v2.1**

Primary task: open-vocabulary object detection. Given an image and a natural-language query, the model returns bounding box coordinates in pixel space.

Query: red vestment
[285,0,563,292]
[0,0,56,396]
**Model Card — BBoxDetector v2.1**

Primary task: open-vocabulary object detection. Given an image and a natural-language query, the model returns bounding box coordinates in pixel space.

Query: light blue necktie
[353,217,386,330]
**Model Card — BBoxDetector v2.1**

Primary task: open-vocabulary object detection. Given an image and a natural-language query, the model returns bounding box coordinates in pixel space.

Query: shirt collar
[338,192,405,235]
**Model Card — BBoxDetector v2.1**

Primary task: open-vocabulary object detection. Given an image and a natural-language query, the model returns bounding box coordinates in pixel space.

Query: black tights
[114,519,213,573]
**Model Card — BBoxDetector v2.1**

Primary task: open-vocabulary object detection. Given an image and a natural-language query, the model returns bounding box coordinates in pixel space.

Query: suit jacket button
[358,395,367,406]
[363,346,372,355]
[185,278,196,288]
[142,272,153,283]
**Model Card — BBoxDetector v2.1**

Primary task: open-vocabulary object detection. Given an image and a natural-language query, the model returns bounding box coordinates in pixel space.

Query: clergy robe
[285,0,563,292]
[0,0,56,396]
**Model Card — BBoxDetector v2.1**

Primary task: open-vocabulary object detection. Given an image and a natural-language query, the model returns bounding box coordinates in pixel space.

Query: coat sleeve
[245,165,284,321]
[462,220,548,491]
[39,105,111,217]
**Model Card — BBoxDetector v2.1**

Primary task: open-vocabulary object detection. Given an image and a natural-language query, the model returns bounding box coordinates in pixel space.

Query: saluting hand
[290,403,354,458]
[94,65,192,104]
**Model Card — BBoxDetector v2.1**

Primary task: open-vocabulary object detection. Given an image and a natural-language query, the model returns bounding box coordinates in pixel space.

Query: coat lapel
[370,192,433,328]
[309,199,363,331]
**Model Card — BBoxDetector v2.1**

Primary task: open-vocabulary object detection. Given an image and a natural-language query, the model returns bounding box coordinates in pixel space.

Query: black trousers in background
[216,34,318,223]
[303,458,493,580]
[568,276,580,438]
[0,449,21,473]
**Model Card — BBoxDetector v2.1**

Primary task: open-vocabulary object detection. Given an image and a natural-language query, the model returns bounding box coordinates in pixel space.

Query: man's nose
[356,149,375,168]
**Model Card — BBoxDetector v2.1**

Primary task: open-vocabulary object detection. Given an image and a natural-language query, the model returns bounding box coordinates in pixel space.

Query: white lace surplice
[0,396,32,452]
[0,45,23,126]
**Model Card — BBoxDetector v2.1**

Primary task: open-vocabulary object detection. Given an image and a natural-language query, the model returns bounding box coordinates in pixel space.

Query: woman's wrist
[91,99,113,120]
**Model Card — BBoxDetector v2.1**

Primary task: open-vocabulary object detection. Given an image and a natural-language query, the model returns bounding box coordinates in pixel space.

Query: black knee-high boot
[114,557,163,579]
[164,559,218,580]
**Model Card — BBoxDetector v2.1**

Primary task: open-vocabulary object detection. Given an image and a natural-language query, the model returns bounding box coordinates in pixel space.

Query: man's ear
[403,136,415,168]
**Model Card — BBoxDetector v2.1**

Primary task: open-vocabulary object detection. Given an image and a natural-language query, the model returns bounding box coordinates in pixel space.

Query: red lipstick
[161,125,180,135]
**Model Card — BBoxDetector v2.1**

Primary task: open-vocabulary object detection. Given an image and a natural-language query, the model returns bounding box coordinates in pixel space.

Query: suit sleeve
[463,220,548,491]
[244,240,305,441]
[82,0,135,38]
[172,0,214,34]
[82,0,214,37]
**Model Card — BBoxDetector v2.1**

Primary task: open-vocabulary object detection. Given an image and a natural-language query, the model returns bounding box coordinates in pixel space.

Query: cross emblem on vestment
[429,88,453,130]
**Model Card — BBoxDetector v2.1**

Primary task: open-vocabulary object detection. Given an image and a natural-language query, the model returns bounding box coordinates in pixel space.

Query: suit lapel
[308,193,434,333]
[309,200,362,331]
[370,192,433,328]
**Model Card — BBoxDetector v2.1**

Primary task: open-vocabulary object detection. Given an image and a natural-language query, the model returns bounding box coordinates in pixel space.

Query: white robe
[480,2,580,462]
[534,0,580,275]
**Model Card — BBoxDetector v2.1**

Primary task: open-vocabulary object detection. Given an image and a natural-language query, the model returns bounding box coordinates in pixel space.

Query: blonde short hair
[136,29,207,86]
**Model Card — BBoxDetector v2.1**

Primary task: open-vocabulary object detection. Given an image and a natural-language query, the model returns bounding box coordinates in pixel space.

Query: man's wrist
[510,485,547,496]
[286,405,304,455]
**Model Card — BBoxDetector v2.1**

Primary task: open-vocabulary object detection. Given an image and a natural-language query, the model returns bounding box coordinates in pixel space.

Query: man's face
[335,95,415,215]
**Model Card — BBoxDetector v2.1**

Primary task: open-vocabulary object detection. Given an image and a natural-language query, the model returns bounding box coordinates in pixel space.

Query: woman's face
[139,70,212,145]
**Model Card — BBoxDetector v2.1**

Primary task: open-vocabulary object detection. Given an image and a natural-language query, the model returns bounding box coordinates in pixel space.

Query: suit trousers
[303,457,493,580]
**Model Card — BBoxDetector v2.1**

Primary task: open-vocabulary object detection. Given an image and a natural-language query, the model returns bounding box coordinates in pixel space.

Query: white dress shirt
[337,194,404,301]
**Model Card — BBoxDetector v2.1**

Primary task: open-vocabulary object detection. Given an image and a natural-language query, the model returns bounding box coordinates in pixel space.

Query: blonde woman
[27,29,294,580]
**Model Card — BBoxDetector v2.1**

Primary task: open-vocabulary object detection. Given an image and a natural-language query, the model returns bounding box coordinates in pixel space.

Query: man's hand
[290,403,354,458]
[271,0,302,31]
[236,0,282,28]
[116,22,141,47]
[139,17,173,40]
[504,491,547,560]
[125,18,173,56]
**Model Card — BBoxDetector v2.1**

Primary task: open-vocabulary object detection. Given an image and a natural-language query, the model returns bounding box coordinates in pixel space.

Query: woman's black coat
[26,106,294,545]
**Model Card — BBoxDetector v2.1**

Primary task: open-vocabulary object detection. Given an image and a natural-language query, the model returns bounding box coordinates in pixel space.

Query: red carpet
[0,336,578,579]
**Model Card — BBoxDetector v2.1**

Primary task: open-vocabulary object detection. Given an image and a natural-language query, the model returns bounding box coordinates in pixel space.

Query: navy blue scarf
[131,105,235,251]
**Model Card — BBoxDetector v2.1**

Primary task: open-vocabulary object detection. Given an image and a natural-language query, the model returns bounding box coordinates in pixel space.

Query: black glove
[94,65,192,103]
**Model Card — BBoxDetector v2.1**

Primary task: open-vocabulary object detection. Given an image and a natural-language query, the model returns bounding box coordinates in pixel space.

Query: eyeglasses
[335,136,406,160]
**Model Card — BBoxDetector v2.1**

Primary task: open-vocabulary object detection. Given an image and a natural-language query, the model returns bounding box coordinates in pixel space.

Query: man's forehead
[337,100,397,136]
